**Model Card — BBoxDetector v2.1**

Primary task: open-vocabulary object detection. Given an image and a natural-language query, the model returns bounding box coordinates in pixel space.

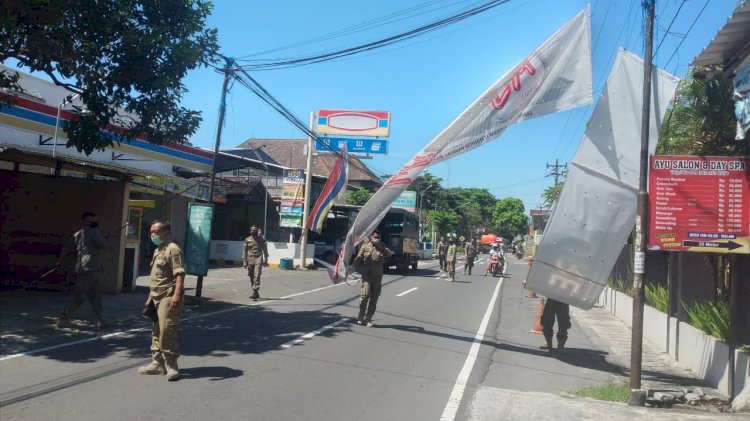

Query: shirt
[244,235,269,265]
[150,240,185,298]
[356,241,393,265]
[64,225,106,273]
[447,244,457,262]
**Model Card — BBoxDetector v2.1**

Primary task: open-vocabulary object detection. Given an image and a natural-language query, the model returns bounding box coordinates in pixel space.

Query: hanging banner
[307,146,349,233]
[648,156,749,254]
[524,50,679,309]
[280,169,306,228]
[185,203,213,276]
[333,7,593,283]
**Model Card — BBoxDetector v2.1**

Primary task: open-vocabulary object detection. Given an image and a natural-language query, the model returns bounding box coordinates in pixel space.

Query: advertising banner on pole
[648,155,749,254]
[280,169,306,228]
[316,110,390,137]
[185,203,213,276]
[392,191,417,212]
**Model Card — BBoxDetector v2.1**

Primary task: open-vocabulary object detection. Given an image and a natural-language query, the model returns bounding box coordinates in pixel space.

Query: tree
[541,182,564,208]
[428,210,458,237]
[492,198,529,240]
[1,0,219,154]
[346,188,372,206]
[408,172,443,211]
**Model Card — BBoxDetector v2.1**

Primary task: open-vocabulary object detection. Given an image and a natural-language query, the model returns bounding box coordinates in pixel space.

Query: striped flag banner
[306,146,349,233]
[332,7,593,284]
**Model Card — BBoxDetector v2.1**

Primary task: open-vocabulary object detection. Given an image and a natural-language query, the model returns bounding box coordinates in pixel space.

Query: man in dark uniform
[138,221,185,381]
[540,298,571,352]
[437,237,447,271]
[244,225,269,301]
[57,211,108,329]
[463,239,477,275]
[354,230,392,327]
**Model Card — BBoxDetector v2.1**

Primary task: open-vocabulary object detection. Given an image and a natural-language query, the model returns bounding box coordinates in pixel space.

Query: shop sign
[185,204,213,276]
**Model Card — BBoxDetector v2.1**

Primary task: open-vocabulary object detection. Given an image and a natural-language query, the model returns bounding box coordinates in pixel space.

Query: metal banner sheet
[524,50,679,309]
[648,155,749,254]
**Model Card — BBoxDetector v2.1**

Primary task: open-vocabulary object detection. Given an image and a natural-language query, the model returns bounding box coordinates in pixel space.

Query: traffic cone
[526,289,537,298]
[530,298,545,334]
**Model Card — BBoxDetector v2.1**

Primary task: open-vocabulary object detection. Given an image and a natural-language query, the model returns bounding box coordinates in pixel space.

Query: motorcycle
[489,253,504,277]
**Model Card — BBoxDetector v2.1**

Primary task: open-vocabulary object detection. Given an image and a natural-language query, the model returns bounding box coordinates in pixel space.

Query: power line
[653,0,686,57]
[663,0,710,70]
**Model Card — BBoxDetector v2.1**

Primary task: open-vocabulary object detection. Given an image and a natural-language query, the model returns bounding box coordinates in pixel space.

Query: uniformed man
[540,298,571,353]
[463,239,477,275]
[446,237,457,282]
[138,221,185,381]
[244,225,269,301]
[354,230,392,327]
[57,211,108,329]
[437,237,448,271]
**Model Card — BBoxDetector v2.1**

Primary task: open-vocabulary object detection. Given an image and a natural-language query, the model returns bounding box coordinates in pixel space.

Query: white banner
[333,8,593,282]
[524,49,679,309]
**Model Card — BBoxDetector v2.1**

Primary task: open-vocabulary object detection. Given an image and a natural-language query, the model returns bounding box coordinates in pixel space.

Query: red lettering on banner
[384,153,436,187]
[491,60,538,111]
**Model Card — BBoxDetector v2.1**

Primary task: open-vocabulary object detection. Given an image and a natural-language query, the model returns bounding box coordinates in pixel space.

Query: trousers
[247,261,263,290]
[358,263,384,322]
[541,298,571,340]
[150,292,181,360]
[61,271,103,319]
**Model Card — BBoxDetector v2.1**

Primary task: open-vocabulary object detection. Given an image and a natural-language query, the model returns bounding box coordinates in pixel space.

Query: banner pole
[299,112,315,269]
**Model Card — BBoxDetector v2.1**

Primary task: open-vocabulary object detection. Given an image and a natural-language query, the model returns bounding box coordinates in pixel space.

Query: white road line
[396,287,418,297]
[440,277,504,421]
[280,317,349,349]
[0,282,346,362]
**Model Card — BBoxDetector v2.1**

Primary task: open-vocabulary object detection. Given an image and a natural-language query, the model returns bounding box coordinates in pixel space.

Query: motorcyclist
[484,244,504,276]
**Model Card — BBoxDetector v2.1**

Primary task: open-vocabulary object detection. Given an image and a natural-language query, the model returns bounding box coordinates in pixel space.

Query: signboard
[316,109,390,137]
[391,190,416,212]
[280,169,306,228]
[185,204,213,276]
[648,156,749,254]
[315,137,388,155]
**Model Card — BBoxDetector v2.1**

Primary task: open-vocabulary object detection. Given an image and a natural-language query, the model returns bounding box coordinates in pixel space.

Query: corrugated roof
[692,2,750,74]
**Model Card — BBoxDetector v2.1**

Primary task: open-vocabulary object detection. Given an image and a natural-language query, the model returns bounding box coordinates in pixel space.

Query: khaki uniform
[354,240,393,323]
[149,240,185,362]
[446,243,457,281]
[60,226,106,320]
[244,235,269,291]
[437,241,448,271]
[463,242,477,275]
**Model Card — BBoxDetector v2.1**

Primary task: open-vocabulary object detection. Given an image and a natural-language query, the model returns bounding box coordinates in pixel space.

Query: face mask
[251,231,258,237]
[371,238,380,244]
[151,235,163,246]
[89,222,99,228]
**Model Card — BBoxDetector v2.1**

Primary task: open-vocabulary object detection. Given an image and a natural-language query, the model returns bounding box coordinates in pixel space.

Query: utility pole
[299,112,315,269]
[546,159,567,185]
[197,57,234,297]
[629,0,654,405]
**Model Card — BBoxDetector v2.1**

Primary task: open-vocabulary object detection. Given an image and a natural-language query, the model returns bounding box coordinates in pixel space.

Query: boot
[557,337,567,353]
[252,289,260,301]
[539,336,553,350]
[138,354,166,375]
[164,357,180,381]
[57,315,73,328]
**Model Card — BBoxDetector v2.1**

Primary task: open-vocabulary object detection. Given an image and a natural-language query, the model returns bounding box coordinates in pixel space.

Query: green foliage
[346,188,373,206]
[1,0,219,154]
[570,381,629,403]
[656,74,746,156]
[492,198,529,240]
[682,300,729,341]
[644,282,668,313]
[610,276,634,296]
[542,182,564,208]
[428,209,458,236]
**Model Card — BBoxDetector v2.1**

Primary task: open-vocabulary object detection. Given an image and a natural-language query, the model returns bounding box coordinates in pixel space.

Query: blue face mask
[371,238,380,244]
[151,235,163,246]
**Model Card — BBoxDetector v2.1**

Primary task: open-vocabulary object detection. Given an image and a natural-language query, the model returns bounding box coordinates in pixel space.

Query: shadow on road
[179,366,244,381]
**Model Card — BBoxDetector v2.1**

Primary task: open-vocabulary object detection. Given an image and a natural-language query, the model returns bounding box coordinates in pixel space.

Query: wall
[209,240,315,268]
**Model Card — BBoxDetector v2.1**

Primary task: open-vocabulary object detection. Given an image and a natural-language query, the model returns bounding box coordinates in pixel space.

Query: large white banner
[524,49,679,309]
[333,8,593,282]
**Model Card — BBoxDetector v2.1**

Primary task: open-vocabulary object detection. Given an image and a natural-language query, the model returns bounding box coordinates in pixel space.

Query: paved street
[0,257,738,420]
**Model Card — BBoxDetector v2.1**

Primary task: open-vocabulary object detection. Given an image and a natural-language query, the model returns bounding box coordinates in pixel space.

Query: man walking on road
[446,237,457,282]
[463,239,477,275]
[354,230,392,327]
[540,298,571,353]
[138,221,185,381]
[437,237,447,271]
[244,225,269,301]
[57,211,108,329]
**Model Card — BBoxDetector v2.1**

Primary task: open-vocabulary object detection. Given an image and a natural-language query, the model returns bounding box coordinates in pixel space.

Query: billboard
[280,169,305,228]
[315,137,388,155]
[316,109,390,137]
[392,190,417,213]
[185,204,213,276]
[648,156,749,254]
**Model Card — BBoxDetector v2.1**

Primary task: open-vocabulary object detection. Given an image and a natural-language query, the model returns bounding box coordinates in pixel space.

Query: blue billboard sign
[315,137,388,155]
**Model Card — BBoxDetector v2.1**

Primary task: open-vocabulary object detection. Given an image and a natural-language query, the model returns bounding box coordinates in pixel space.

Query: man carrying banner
[353,230,392,327]
[244,225,269,301]
[539,298,571,352]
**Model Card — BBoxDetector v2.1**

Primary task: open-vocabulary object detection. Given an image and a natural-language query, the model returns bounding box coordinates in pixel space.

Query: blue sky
[179,0,739,213]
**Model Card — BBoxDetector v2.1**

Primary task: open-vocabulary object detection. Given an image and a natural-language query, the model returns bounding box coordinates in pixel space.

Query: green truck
[378,208,419,272]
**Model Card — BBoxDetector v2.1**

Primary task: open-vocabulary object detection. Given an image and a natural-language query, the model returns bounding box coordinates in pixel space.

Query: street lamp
[250,144,269,239]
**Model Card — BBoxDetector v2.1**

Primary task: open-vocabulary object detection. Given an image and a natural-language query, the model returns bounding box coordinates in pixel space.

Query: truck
[377,207,419,272]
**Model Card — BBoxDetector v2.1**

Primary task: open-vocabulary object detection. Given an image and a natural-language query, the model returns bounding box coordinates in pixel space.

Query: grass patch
[570,381,629,403]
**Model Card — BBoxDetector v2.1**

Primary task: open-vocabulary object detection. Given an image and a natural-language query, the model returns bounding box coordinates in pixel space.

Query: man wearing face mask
[353,230,392,327]
[138,221,185,381]
[57,211,108,329]
[244,225,269,301]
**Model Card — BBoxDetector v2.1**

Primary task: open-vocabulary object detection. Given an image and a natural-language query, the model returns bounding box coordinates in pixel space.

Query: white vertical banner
[524,50,679,309]
[333,8,593,282]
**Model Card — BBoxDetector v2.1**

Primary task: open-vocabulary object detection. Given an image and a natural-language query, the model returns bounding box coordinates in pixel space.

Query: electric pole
[546,159,567,185]
[629,0,654,405]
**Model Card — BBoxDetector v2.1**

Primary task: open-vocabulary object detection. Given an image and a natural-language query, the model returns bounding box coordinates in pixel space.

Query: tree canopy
[346,188,372,206]
[1,0,219,154]
[428,210,458,237]
[492,197,529,240]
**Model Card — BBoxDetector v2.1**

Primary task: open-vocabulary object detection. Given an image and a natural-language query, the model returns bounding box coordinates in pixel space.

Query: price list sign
[648,156,750,254]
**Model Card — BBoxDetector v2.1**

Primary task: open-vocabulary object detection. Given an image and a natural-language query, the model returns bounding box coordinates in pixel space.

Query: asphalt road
[0,256,614,421]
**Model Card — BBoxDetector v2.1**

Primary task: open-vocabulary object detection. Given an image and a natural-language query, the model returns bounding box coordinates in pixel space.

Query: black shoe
[252,290,260,300]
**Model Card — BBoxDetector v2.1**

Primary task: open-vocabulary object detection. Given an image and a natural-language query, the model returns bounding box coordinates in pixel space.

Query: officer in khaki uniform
[446,237,457,282]
[244,225,269,301]
[353,230,392,327]
[138,221,185,381]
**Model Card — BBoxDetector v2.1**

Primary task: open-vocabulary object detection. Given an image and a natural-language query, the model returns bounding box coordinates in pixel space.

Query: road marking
[440,276,504,421]
[280,318,349,349]
[396,287,418,297]
[0,282,346,362]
